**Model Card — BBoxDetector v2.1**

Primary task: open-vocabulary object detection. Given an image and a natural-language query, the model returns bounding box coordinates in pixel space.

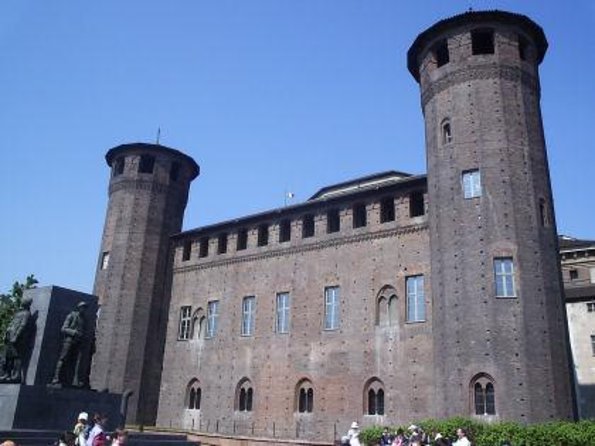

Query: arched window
[441,119,452,145]
[191,308,205,340]
[471,373,496,416]
[364,378,385,415]
[186,379,201,410]
[296,379,314,413]
[376,286,398,327]
[236,378,253,412]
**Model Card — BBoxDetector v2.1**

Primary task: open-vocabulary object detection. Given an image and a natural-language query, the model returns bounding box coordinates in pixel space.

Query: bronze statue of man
[0,298,33,383]
[51,301,87,386]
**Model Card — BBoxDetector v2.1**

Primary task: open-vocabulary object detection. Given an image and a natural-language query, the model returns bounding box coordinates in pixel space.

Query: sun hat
[78,411,89,421]
[435,433,443,440]
[351,422,359,429]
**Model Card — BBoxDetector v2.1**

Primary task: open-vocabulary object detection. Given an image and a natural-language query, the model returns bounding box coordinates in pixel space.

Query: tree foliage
[0,275,38,346]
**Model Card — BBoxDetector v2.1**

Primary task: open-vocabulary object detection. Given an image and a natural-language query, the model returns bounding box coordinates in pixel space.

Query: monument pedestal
[0,384,121,430]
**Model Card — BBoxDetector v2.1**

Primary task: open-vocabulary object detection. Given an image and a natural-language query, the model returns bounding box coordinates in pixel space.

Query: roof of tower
[407,10,548,81]
[105,142,200,179]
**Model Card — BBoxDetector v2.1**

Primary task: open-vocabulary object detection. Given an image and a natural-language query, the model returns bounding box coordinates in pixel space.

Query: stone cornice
[421,64,539,107]
[174,223,428,274]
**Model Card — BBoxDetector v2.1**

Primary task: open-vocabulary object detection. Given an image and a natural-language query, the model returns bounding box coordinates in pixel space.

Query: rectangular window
[472,30,495,55]
[409,191,425,217]
[241,296,255,336]
[182,240,192,261]
[302,214,315,238]
[324,286,340,330]
[113,157,125,177]
[237,228,248,251]
[590,267,595,284]
[276,292,290,334]
[494,258,516,297]
[178,306,192,340]
[406,275,425,322]
[199,237,209,258]
[353,203,367,228]
[569,269,578,281]
[258,224,269,246]
[100,252,110,270]
[592,335,595,356]
[462,169,482,199]
[206,300,219,338]
[586,302,595,312]
[279,219,291,243]
[327,209,340,233]
[138,154,155,174]
[435,39,449,67]
[218,233,228,254]
[380,197,395,223]
[518,35,528,61]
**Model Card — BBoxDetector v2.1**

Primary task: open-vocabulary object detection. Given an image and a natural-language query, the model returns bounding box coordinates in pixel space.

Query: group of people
[343,422,472,446]
[64,411,128,446]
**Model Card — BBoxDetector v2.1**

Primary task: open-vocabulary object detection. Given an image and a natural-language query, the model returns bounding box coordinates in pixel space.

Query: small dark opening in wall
[302,214,315,238]
[518,35,529,61]
[442,121,452,145]
[380,197,395,223]
[113,157,125,176]
[258,224,269,246]
[170,162,180,182]
[199,237,209,258]
[471,30,495,55]
[218,233,228,254]
[182,240,192,261]
[435,39,449,67]
[353,203,367,228]
[279,219,291,242]
[409,191,425,217]
[569,269,578,280]
[237,228,248,251]
[138,155,155,174]
[327,209,340,233]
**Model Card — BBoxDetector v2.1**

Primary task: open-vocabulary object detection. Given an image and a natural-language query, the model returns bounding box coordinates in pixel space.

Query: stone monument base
[0,384,121,430]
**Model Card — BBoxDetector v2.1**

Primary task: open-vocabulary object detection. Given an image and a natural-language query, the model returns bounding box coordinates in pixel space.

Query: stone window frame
[236,377,254,412]
[191,307,206,340]
[364,377,385,416]
[375,285,398,327]
[186,378,201,411]
[470,373,496,416]
[441,118,452,145]
[178,305,192,340]
[295,378,314,414]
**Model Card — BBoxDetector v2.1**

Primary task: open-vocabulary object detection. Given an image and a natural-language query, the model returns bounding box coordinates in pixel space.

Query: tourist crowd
[343,422,474,446]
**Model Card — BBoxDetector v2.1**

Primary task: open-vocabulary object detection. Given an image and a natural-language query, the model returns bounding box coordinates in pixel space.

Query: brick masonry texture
[91,10,576,439]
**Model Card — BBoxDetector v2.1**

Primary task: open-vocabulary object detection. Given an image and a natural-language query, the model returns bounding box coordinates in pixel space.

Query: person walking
[452,428,471,446]
[347,422,361,446]
[73,412,88,446]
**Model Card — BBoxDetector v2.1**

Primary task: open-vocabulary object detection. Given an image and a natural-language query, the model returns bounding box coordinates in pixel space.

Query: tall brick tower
[408,11,575,421]
[92,143,199,424]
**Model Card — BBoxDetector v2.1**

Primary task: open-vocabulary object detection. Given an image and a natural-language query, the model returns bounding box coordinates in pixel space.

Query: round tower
[92,143,199,424]
[408,11,575,421]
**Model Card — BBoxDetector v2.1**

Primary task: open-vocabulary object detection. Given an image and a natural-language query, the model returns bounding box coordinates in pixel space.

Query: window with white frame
[276,292,290,333]
[494,258,516,297]
[324,286,340,330]
[206,300,219,338]
[462,169,482,199]
[406,275,425,322]
[241,296,255,336]
[178,306,192,340]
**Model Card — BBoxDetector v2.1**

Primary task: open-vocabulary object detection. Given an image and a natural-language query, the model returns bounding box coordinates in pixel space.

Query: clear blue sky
[1,0,594,293]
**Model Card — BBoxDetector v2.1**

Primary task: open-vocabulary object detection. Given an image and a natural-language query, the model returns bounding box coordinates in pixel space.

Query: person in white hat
[73,411,88,446]
[347,422,361,446]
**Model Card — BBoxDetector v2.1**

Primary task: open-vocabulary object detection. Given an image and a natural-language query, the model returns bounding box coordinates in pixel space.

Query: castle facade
[89,11,576,438]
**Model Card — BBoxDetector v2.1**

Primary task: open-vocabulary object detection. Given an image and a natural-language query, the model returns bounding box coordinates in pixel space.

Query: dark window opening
[218,233,228,254]
[353,203,367,228]
[298,388,314,413]
[569,269,578,280]
[258,224,269,246]
[170,162,180,182]
[279,219,291,243]
[474,383,485,415]
[380,197,395,223]
[367,388,385,415]
[199,237,209,258]
[485,383,495,415]
[409,191,425,217]
[473,376,496,416]
[188,387,201,410]
[442,121,452,144]
[302,214,315,238]
[113,157,125,177]
[138,155,155,174]
[182,240,192,261]
[237,228,248,251]
[327,209,340,233]
[239,386,253,412]
[472,30,495,55]
[539,198,549,226]
[435,39,449,67]
[518,35,528,61]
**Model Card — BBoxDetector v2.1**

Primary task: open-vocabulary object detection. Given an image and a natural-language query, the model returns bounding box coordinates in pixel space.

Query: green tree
[0,275,38,346]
